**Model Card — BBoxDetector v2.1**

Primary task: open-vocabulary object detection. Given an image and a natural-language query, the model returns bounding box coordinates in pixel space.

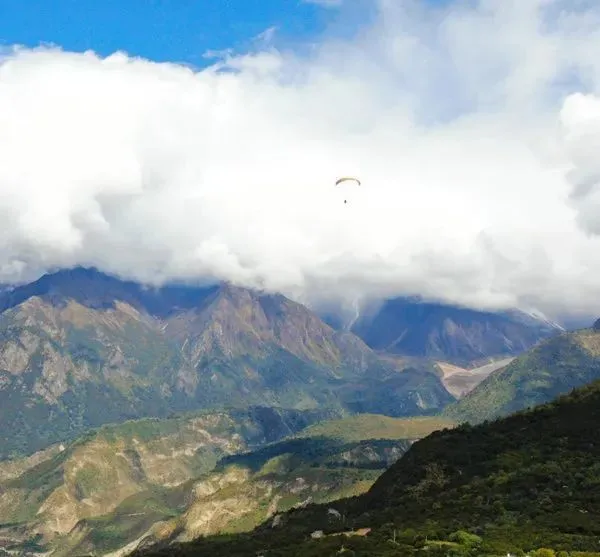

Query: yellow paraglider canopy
[335,177,361,187]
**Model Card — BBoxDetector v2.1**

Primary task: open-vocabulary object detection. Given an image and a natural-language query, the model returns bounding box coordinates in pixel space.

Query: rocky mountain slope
[0,267,454,459]
[0,411,450,557]
[0,406,334,555]
[444,326,600,424]
[137,379,600,557]
[350,296,562,366]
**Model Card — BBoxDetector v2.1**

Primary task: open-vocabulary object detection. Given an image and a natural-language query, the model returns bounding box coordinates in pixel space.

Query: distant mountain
[137,379,600,556]
[350,296,562,367]
[0,410,450,557]
[444,326,600,424]
[0,267,453,458]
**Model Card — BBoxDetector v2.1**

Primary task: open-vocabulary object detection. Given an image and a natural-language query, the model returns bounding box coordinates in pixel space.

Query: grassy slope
[294,414,455,443]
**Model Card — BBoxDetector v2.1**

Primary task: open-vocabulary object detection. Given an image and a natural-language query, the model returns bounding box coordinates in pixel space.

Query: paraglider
[335,177,361,204]
[335,177,361,187]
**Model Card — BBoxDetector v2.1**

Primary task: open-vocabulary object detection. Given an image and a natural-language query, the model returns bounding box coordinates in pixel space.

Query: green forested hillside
[445,329,600,424]
[134,380,600,557]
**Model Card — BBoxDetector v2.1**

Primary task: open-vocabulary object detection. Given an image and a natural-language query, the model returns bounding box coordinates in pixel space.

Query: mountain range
[0,265,596,556]
[350,296,562,366]
[0,267,449,459]
[5,319,600,556]
[0,266,563,459]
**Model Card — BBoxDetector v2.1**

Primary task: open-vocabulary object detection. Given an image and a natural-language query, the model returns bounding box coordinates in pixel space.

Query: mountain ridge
[0,268,453,459]
[350,296,562,366]
[444,326,600,424]
[0,266,565,460]
[3,267,563,362]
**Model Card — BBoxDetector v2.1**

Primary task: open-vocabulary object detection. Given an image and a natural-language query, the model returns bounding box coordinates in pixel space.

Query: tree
[531,549,556,557]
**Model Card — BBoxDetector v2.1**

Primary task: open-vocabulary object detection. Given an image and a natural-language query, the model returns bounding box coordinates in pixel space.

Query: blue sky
[0,0,371,65]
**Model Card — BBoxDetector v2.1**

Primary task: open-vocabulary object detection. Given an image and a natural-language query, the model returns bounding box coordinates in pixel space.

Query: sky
[0,0,368,64]
[1,0,600,323]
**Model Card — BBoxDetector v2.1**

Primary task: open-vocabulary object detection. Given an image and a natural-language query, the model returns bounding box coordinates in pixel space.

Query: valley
[434,357,513,398]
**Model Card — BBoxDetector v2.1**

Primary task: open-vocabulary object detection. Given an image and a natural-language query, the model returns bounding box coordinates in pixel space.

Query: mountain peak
[214,281,262,304]
[0,266,220,317]
[0,266,129,313]
[165,279,348,367]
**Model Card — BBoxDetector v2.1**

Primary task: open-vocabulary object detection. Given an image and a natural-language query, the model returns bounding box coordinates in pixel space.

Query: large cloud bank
[1,0,600,320]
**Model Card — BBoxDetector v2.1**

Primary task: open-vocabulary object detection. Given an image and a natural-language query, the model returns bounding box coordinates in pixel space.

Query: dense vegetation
[445,330,600,424]
[134,380,600,557]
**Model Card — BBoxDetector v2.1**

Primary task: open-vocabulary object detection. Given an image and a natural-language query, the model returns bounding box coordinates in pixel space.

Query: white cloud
[1,1,600,321]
